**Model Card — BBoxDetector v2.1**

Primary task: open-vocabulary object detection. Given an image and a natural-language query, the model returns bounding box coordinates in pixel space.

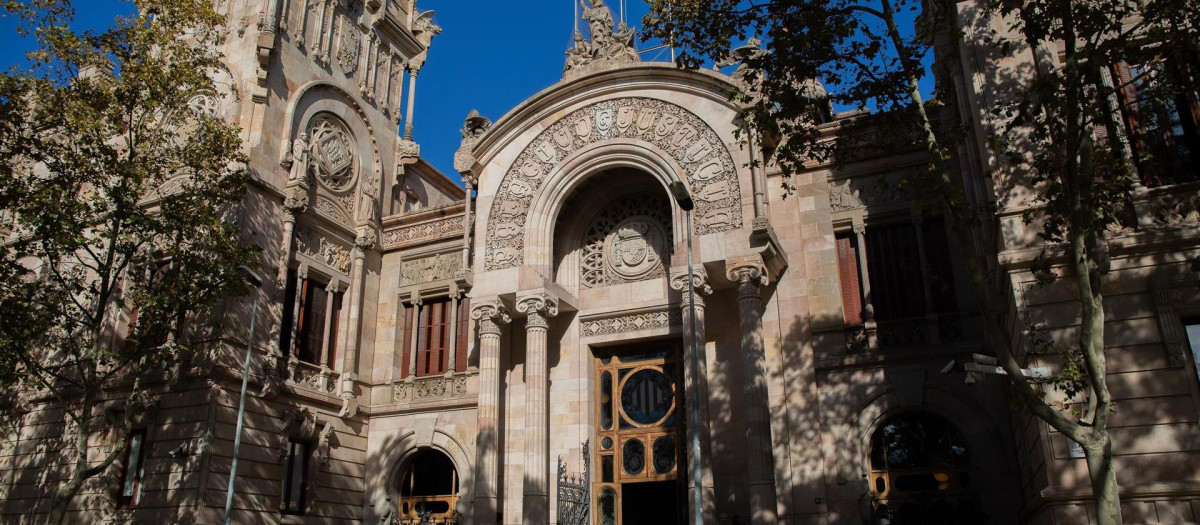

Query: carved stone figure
[580,0,614,48]
[358,178,378,223]
[288,132,311,183]
[565,0,638,76]
[453,109,492,174]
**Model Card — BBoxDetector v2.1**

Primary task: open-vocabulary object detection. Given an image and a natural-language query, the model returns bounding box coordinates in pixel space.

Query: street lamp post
[224,266,263,525]
[669,181,703,525]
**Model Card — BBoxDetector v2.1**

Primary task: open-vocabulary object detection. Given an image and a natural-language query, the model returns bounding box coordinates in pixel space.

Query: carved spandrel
[484,98,743,271]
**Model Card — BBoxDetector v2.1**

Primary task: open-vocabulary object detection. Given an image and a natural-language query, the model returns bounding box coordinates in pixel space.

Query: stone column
[446,289,463,375]
[910,209,940,344]
[516,292,558,525]
[669,268,716,524]
[472,299,510,525]
[852,222,878,348]
[337,230,375,418]
[403,67,419,139]
[727,261,779,525]
[407,294,423,379]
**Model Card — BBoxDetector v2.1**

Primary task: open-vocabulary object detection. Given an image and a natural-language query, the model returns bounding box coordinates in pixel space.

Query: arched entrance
[398,448,460,524]
[865,412,980,524]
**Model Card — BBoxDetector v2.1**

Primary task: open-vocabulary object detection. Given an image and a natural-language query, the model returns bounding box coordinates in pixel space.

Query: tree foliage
[644,0,1198,524]
[0,1,255,521]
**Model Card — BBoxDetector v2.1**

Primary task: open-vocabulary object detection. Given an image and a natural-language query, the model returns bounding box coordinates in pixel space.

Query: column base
[474,495,500,525]
[522,493,548,525]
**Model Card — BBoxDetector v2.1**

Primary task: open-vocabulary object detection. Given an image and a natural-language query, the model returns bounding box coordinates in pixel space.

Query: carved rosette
[308,116,358,192]
[471,300,511,336]
[581,193,672,288]
[517,293,559,330]
[485,97,743,271]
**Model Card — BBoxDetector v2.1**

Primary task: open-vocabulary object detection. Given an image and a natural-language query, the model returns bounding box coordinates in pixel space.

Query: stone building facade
[2,0,1200,524]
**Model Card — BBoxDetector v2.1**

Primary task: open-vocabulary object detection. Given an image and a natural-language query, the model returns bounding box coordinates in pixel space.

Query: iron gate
[557,440,590,525]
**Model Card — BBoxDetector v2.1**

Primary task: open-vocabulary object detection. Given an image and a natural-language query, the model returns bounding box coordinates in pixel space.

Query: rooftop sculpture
[564,0,639,77]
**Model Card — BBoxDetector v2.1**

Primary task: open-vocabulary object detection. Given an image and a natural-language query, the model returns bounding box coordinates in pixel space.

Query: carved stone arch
[523,139,696,279]
[484,97,744,273]
[368,427,475,524]
[839,384,1014,499]
[281,82,383,231]
[547,143,681,291]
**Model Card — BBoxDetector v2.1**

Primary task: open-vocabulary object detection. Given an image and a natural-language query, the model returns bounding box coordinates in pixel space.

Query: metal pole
[686,210,703,525]
[224,278,262,525]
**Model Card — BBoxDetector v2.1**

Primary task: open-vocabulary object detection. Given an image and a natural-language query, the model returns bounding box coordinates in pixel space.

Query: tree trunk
[1085,437,1123,525]
[47,474,85,525]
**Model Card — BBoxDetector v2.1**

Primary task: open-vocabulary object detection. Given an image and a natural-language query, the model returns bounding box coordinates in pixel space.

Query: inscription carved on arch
[485,97,743,271]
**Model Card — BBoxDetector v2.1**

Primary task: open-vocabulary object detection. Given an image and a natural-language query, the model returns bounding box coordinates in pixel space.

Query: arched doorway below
[865,412,981,524]
[398,448,460,524]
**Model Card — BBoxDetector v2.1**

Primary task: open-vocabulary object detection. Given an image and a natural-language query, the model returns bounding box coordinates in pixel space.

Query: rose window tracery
[580,193,671,288]
[307,116,357,192]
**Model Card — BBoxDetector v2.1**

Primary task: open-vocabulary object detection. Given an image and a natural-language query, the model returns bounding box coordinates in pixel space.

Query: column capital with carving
[516,291,559,325]
[670,266,714,296]
[471,299,511,335]
[727,259,769,299]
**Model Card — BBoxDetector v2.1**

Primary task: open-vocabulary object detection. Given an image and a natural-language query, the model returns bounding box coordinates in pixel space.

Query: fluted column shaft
[472,301,510,525]
[732,266,779,525]
[672,269,716,523]
[517,294,557,525]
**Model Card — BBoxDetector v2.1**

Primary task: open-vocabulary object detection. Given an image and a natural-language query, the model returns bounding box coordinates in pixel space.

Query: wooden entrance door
[592,344,685,525]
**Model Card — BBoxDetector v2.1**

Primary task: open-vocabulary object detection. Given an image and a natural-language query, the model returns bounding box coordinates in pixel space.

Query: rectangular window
[1187,319,1200,385]
[836,233,865,326]
[416,299,452,376]
[281,440,309,515]
[117,429,147,508]
[866,222,927,322]
[283,276,339,367]
[1113,59,1200,187]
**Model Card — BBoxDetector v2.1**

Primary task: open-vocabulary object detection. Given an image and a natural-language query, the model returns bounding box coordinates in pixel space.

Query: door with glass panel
[593,344,685,525]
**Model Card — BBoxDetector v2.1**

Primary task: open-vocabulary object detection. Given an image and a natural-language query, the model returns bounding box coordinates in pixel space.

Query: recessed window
[867,413,978,523]
[399,449,459,521]
[1185,319,1200,384]
[281,440,310,515]
[117,429,148,508]
[280,273,343,368]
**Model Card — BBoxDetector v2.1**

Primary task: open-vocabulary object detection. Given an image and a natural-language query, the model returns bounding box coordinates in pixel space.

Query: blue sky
[0,1,652,182]
[0,1,929,185]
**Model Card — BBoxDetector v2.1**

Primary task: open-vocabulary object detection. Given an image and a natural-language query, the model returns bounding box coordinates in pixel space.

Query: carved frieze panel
[829,177,911,212]
[393,374,469,403]
[400,252,461,286]
[485,97,744,271]
[381,216,464,249]
[294,224,352,274]
[581,193,671,288]
[581,309,681,337]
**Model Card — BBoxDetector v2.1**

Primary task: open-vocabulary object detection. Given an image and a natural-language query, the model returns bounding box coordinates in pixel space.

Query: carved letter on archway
[484,98,743,271]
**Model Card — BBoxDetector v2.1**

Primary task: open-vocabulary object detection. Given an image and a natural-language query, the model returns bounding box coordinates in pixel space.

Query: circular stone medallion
[604,216,667,281]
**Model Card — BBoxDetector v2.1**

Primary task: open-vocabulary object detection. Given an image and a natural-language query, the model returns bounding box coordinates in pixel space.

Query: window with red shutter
[116,429,147,508]
[415,298,452,376]
[1113,59,1200,186]
[836,233,865,326]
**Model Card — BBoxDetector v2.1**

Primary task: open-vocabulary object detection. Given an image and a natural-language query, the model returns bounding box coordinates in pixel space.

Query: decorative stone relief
[381,216,464,248]
[581,309,681,337]
[308,116,358,192]
[485,97,743,270]
[294,225,352,274]
[393,374,469,402]
[400,252,461,286]
[829,177,910,212]
[1148,188,1200,227]
[581,193,671,288]
[565,0,638,77]
[454,110,492,174]
[334,6,361,75]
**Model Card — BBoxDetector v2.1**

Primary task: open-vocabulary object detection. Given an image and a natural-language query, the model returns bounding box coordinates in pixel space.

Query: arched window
[398,449,459,523]
[867,412,979,524]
